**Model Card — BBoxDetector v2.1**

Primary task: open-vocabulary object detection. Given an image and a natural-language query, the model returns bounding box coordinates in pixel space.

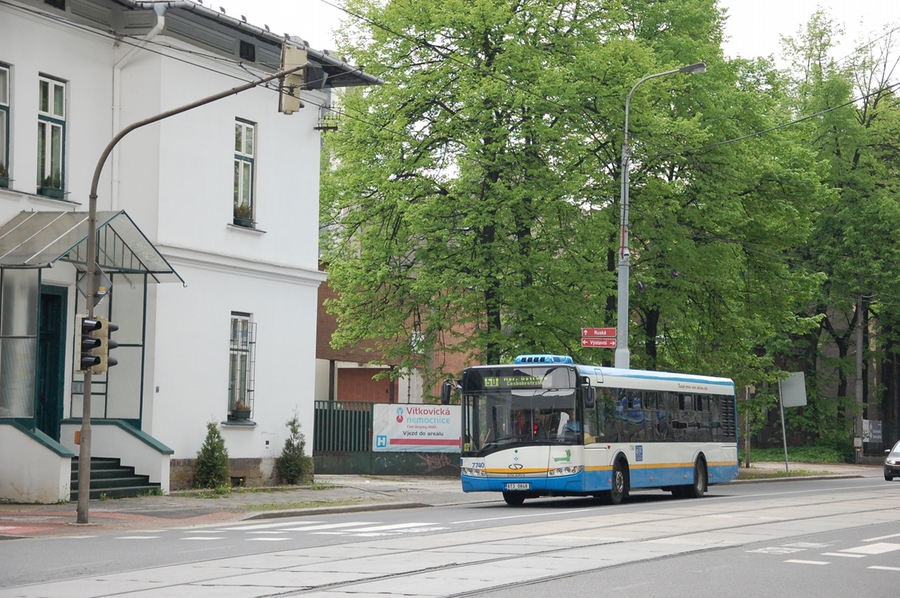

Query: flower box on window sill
[0,176,8,189]
[232,216,253,227]
[231,408,252,420]
[38,186,64,199]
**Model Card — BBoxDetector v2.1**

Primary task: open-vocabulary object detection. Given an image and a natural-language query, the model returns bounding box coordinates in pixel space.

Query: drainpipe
[111,2,190,210]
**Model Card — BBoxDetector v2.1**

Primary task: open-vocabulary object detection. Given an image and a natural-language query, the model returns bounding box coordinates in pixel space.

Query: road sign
[582,337,617,348]
[582,327,616,337]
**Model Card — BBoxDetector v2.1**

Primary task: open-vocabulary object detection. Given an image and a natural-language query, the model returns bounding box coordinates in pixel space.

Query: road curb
[730,474,863,484]
[242,501,431,520]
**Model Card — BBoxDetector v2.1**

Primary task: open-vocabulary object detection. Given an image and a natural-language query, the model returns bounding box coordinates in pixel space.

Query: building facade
[0,0,377,501]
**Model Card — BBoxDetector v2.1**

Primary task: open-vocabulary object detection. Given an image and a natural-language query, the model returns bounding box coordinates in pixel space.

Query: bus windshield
[462,388,578,455]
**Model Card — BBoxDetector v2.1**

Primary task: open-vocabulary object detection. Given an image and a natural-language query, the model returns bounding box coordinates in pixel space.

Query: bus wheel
[607,459,630,505]
[676,459,707,499]
[502,492,526,506]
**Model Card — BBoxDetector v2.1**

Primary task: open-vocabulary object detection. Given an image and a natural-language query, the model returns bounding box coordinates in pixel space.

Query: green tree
[194,422,230,489]
[322,0,825,394]
[778,11,900,444]
[277,410,314,484]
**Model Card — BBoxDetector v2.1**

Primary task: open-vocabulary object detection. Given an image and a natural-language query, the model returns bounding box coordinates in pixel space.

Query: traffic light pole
[76,64,305,524]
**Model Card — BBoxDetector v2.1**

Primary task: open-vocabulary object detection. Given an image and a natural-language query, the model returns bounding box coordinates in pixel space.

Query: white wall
[150,253,324,459]
[0,1,331,481]
[0,3,114,202]
[0,425,71,504]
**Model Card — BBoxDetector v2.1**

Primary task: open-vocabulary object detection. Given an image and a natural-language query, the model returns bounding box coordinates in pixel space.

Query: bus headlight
[461,467,487,478]
[548,465,583,477]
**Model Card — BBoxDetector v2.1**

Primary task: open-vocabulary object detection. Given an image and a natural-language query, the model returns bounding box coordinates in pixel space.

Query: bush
[277,410,314,484]
[739,445,846,464]
[195,421,230,488]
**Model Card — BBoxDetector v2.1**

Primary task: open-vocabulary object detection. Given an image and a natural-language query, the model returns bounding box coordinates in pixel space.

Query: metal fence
[313,400,373,453]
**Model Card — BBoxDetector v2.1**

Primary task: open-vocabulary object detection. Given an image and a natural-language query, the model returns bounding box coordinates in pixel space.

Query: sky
[215,0,900,63]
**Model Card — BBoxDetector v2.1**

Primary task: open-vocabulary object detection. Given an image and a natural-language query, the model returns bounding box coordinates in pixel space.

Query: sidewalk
[0,475,481,539]
[0,464,883,540]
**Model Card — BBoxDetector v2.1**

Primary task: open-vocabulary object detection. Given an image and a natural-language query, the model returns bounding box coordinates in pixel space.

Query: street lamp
[614,62,706,370]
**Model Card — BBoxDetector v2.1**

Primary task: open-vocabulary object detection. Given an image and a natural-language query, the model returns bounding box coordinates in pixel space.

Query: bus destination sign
[482,375,544,389]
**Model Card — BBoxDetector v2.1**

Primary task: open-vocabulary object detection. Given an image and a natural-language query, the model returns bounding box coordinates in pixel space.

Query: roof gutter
[114,0,382,86]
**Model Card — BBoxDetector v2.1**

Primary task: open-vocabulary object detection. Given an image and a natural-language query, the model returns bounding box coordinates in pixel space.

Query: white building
[0,0,377,502]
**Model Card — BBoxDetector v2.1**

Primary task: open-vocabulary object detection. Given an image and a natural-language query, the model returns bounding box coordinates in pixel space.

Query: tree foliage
[774,11,900,443]
[195,422,230,489]
[321,0,831,399]
[277,410,314,485]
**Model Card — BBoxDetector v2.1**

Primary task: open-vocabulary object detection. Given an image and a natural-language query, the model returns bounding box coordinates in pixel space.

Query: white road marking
[785,560,830,566]
[821,552,866,558]
[283,522,376,531]
[840,542,900,555]
[863,532,900,542]
[453,508,592,525]
[339,522,435,532]
[220,520,324,531]
[115,536,160,540]
[747,547,807,555]
[869,566,900,572]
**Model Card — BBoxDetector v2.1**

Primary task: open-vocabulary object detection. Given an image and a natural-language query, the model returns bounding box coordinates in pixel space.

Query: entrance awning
[0,211,184,284]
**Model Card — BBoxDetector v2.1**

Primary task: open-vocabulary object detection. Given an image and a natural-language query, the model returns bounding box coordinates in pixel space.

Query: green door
[36,287,66,441]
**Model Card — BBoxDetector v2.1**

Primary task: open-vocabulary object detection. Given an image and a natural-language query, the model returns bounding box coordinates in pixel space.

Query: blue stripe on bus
[462,462,738,494]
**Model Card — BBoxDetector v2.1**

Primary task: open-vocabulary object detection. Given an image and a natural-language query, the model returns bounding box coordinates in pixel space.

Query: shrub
[277,410,314,484]
[195,421,230,488]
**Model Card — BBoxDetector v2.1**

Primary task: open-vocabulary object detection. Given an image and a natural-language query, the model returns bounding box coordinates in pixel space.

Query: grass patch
[740,446,847,464]
[245,499,361,511]
[737,468,826,480]
[172,481,337,500]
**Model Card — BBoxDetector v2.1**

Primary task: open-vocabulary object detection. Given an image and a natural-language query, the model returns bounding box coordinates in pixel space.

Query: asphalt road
[1,472,898,597]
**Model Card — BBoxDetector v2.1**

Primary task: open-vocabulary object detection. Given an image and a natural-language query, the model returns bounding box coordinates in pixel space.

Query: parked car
[885,440,900,481]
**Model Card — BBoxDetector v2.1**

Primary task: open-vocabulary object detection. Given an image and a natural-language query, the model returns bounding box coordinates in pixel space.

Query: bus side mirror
[585,387,595,409]
[440,380,457,405]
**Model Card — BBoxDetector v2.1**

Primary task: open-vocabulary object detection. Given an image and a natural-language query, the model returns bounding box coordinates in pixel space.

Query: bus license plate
[504,483,530,491]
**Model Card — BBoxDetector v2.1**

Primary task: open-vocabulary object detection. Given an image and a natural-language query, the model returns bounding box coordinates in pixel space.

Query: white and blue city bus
[455,354,739,506]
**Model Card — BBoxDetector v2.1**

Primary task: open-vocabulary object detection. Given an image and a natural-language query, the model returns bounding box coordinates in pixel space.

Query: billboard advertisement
[372,404,461,452]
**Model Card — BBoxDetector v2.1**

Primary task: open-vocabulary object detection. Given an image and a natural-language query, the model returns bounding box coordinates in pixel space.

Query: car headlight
[887,459,899,466]
[548,465,583,477]
[461,467,487,478]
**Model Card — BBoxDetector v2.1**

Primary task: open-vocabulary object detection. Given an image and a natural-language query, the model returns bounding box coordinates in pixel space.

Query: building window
[37,74,65,198]
[228,313,256,420]
[233,119,255,227]
[0,63,8,187]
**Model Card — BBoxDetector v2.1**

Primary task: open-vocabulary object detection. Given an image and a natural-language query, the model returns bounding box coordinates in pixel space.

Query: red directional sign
[582,337,617,348]
[582,327,617,338]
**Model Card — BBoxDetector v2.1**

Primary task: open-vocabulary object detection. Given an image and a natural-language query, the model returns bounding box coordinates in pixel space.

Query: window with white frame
[233,118,255,226]
[228,312,256,419]
[37,75,65,195]
[0,63,9,185]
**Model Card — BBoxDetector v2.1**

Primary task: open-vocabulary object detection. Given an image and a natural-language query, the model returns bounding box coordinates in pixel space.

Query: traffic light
[76,315,118,374]
[94,316,119,373]
[278,46,306,114]
[77,315,102,373]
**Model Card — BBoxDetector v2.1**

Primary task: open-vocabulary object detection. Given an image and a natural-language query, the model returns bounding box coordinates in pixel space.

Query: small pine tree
[195,421,230,488]
[277,410,313,484]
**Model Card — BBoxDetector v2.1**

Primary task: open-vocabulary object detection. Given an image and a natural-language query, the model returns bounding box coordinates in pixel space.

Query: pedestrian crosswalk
[747,535,900,574]
[160,519,450,541]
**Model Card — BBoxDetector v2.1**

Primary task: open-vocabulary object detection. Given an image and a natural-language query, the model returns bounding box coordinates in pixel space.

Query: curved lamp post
[615,62,706,370]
